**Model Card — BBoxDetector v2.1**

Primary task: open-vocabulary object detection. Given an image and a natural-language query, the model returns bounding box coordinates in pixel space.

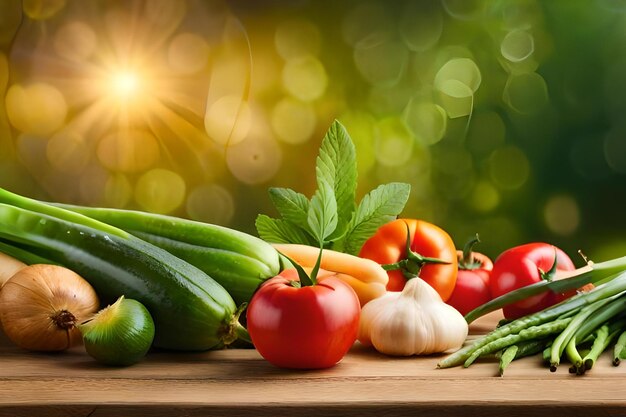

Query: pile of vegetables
[1,119,626,374]
[439,252,626,375]
[0,182,280,364]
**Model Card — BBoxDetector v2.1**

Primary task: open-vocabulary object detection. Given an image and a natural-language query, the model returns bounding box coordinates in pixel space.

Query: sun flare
[110,71,141,97]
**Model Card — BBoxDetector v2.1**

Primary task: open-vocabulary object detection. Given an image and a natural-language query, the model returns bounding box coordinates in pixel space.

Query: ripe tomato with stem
[446,234,493,316]
[246,250,361,369]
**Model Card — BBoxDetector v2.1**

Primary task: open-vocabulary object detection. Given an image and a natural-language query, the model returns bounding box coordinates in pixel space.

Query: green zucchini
[53,204,281,305]
[0,239,58,265]
[0,188,248,351]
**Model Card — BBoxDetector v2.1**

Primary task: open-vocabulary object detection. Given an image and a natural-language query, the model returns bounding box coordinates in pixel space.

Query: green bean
[499,345,518,376]
[542,340,554,364]
[614,330,626,366]
[582,324,612,371]
[578,333,596,346]
[438,273,626,369]
[561,333,594,371]
[513,338,548,358]
[464,318,571,368]
[571,296,626,346]
[498,339,547,376]
[565,337,584,374]
[549,295,625,371]
[497,318,513,328]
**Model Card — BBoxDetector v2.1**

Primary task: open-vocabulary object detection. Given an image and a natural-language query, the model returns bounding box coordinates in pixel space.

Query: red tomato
[489,243,576,320]
[359,219,457,300]
[446,248,494,316]
[246,268,360,369]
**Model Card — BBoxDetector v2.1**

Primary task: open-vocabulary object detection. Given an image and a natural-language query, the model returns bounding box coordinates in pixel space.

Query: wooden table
[1,311,625,417]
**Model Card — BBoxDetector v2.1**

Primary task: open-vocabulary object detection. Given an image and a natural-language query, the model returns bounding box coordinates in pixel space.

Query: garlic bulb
[358,277,468,356]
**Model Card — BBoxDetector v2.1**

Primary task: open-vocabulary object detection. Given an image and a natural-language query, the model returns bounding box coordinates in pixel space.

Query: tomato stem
[277,245,324,287]
[538,248,559,282]
[460,234,482,270]
[277,251,315,286]
[381,221,450,279]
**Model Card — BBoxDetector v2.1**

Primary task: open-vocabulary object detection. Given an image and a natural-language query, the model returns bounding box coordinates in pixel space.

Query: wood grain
[1,311,625,417]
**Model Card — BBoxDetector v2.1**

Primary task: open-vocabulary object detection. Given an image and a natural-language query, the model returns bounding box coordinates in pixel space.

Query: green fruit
[80,296,155,366]
[52,203,281,306]
[0,192,247,351]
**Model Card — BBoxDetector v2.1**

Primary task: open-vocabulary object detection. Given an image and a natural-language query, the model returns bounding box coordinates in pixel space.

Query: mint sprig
[340,182,411,255]
[315,121,357,239]
[256,120,411,255]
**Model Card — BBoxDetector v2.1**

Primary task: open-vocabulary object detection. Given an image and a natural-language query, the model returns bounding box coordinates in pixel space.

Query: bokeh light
[282,55,328,101]
[442,0,485,20]
[53,21,97,62]
[205,95,251,146]
[186,184,235,225]
[1,0,625,260]
[0,53,7,92]
[466,111,506,156]
[97,130,161,173]
[342,2,394,48]
[23,0,65,20]
[434,58,481,118]
[168,33,211,75]
[46,130,89,174]
[470,181,500,212]
[503,72,549,114]
[544,194,580,236]
[354,39,409,87]
[404,100,447,145]
[271,97,316,145]
[501,30,535,63]
[226,132,282,185]
[374,117,414,167]
[6,83,67,136]
[275,19,320,60]
[604,128,626,174]
[104,174,133,208]
[400,0,443,52]
[135,169,186,214]
[489,146,530,190]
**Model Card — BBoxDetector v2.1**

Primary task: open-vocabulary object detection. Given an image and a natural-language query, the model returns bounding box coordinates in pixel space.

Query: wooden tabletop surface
[1,310,625,417]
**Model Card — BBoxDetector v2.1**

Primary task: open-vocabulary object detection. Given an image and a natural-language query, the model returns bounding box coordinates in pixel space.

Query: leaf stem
[381,221,450,279]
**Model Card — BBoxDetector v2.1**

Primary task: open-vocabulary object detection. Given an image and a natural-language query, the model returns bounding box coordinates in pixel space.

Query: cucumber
[0,190,248,351]
[52,204,281,305]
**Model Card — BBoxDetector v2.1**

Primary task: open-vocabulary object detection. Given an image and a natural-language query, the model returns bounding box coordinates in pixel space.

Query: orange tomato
[358,219,458,301]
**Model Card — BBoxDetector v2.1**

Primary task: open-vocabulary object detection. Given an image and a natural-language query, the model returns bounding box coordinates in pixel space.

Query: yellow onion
[0,264,99,351]
[0,251,26,287]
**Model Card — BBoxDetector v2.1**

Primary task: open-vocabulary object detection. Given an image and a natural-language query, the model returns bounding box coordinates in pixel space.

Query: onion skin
[0,264,99,351]
[0,251,26,288]
[80,296,155,366]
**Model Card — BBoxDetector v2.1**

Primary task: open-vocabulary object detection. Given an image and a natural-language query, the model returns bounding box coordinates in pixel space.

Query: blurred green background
[1,0,625,262]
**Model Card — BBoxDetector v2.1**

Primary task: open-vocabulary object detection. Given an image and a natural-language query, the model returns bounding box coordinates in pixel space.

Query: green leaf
[268,187,311,231]
[315,120,357,237]
[255,215,313,244]
[307,180,338,245]
[278,251,314,286]
[342,182,411,255]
